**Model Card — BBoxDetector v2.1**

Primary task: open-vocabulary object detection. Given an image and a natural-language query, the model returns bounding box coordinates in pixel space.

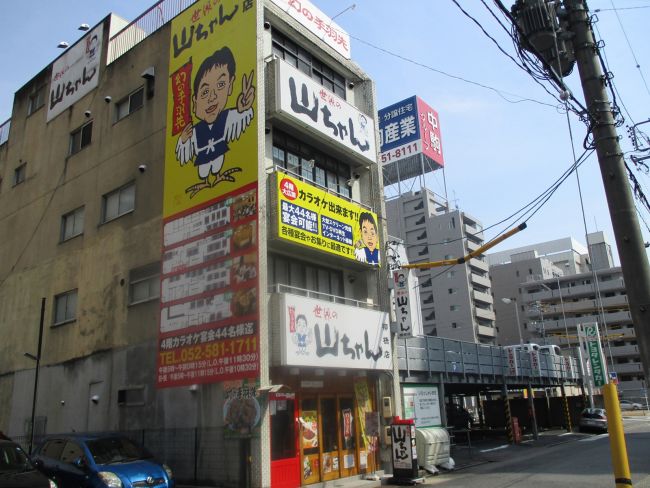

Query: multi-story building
[0,1,397,486]
[489,233,645,400]
[385,187,497,343]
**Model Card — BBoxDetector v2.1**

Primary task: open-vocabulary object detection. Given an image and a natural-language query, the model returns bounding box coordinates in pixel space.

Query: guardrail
[107,0,197,64]
[397,335,581,383]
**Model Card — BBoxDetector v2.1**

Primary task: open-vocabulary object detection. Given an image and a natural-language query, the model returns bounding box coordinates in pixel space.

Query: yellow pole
[603,383,633,487]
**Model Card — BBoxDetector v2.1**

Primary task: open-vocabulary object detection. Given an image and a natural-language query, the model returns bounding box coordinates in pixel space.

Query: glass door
[270,393,299,488]
[320,396,339,481]
[338,397,358,477]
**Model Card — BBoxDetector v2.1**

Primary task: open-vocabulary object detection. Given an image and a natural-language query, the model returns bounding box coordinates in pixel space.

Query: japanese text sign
[403,386,442,427]
[277,171,381,266]
[378,95,444,168]
[579,323,607,388]
[281,293,392,370]
[47,25,103,122]
[276,61,376,162]
[393,270,414,338]
[270,0,351,59]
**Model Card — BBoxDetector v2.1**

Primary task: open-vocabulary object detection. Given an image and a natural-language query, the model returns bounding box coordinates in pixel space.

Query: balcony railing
[107,0,197,64]
[267,283,378,310]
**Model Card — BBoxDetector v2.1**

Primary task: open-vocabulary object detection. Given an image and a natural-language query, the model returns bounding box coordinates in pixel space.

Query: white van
[539,344,561,355]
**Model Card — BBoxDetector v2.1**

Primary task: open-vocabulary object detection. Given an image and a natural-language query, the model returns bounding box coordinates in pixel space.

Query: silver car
[578,408,608,433]
[619,400,643,411]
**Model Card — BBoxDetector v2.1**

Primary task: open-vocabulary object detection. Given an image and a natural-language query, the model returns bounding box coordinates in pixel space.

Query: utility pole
[563,0,650,391]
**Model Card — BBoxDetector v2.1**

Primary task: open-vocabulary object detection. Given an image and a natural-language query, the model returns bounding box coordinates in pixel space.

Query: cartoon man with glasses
[175,47,255,198]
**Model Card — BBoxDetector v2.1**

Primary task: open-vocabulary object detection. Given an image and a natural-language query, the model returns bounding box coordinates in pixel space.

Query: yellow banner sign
[164,0,258,218]
[277,171,380,266]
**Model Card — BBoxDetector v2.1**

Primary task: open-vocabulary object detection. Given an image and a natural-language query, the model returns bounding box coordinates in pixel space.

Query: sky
[1,0,649,265]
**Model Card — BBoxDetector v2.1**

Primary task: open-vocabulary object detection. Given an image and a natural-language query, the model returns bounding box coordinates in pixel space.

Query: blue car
[32,435,174,488]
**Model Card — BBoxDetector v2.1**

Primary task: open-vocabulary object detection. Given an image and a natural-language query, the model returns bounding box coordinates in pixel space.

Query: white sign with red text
[280,293,391,370]
[270,0,351,59]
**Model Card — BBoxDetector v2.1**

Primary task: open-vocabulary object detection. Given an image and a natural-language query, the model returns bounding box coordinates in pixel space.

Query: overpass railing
[397,335,581,383]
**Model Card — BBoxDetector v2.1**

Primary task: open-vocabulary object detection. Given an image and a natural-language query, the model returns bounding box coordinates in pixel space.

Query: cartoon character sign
[354,212,380,265]
[292,314,312,355]
[175,47,256,198]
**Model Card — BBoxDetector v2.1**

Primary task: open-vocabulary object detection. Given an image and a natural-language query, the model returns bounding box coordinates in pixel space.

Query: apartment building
[489,233,645,399]
[0,1,396,486]
[385,187,497,343]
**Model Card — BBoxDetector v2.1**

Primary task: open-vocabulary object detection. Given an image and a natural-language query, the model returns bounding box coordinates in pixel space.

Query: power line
[349,35,560,109]
[606,0,650,98]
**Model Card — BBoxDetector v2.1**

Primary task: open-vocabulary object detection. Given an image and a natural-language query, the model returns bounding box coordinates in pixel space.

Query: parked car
[619,400,643,411]
[32,434,174,488]
[0,439,56,488]
[446,403,473,430]
[578,408,608,433]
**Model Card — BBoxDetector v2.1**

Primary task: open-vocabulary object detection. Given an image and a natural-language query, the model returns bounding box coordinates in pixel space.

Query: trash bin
[415,427,450,472]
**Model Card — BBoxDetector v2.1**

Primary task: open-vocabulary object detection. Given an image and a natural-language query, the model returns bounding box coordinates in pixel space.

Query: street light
[501,297,523,344]
[539,279,570,348]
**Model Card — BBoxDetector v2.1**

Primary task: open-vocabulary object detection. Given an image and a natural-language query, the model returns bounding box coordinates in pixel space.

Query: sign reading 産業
[277,171,381,266]
[47,25,103,122]
[276,61,376,163]
[378,95,444,168]
[281,294,392,370]
[158,0,259,388]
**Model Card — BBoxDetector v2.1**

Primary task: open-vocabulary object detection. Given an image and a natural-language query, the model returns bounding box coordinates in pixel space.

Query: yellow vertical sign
[165,0,258,218]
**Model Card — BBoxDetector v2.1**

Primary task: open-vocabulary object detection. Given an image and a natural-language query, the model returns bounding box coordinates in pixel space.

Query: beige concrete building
[0,1,397,486]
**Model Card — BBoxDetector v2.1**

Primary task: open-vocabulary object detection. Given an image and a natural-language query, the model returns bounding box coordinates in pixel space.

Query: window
[269,254,343,297]
[54,290,77,325]
[271,30,346,98]
[115,87,144,121]
[28,86,46,115]
[447,271,455,278]
[60,206,84,242]
[69,121,92,155]
[60,442,85,464]
[272,130,351,198]
[450,305,459,311]
[102,182,135,222]
[129,262,160,305]
[452,322,458,328]
[117,386,145,406]
[13,163,26,186]
[448,288,457,294]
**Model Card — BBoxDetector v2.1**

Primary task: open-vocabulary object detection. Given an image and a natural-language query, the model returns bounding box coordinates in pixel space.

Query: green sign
[584,325,606,388]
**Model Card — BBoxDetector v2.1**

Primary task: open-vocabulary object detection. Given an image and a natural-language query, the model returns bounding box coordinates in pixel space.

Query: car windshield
[0,444,33,473]
[86,437,151,465]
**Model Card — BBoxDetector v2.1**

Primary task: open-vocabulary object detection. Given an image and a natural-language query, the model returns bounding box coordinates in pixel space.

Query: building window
[129,262,160,305]
[448,288,456,294]
[28,86,46,115]
[271,29,346,99]
[60,206,84,242]
[272,130,351,198]
[449,217,455,229]
[115,87,144,121]
[450,305,459,311]
[69,121,93,155]
[117,386,145,406]
[269,254,343,297]
[102,182,135,223]
[54,289,77,326]
[13,163,26,186]
[447,271,455,278]
[452,322,458,328]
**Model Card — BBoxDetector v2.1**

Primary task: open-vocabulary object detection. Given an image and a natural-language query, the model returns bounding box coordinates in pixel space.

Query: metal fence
[397,335,581,383]
[108,0,197,64]
[13,427,252,487]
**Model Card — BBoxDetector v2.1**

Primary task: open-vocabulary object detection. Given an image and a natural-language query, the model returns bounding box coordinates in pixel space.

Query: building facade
[0,1,397,486]
[385,188,497,343]
[489,233,645,400]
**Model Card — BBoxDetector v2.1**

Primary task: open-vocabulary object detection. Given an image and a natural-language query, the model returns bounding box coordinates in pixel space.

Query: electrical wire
[607,0,650,98]
[350,35,559,109]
